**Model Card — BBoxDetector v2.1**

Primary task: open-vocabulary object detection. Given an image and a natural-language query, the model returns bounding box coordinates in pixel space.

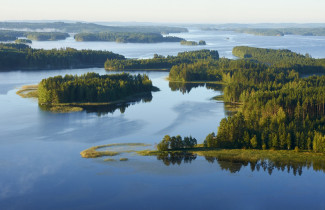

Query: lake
[1,29,325,209]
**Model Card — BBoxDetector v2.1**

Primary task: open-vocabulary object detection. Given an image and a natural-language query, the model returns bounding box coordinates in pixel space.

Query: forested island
[180,40,206,46]
[26,72,157,112]
[0,30,69,41]
[15,39,32,44]
[38,72,155,104]
[74,32,184,43]
[26,32,70,41]
[0,21,188,34]
[0,43,125,71]
[105,49,219,70]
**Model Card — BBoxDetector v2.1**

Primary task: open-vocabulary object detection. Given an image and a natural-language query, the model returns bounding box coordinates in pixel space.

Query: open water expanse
[1,29,325,209]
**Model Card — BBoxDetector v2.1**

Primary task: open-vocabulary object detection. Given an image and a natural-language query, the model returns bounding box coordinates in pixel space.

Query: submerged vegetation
[80,143,149,158]
[74,32,184,43]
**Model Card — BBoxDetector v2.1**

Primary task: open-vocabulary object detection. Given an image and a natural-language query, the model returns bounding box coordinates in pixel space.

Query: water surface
[1,29,325,209]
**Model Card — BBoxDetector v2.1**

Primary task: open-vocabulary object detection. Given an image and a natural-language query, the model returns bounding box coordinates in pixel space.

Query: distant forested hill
[0,22,188,34]
[0,30,69,41]
[224,28,325,36]
[74,32,184,43]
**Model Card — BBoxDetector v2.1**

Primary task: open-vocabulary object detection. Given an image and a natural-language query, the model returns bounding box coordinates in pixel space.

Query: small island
[26,32,70,41]
[35,72,158,112]
[74,32,184,43]
[180,40,206,46]
[15,39,32,44]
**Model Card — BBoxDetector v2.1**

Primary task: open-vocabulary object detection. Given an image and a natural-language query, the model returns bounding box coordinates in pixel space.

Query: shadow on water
[155,152,325,176]
[39,92,153,116]
[169,82,223,94]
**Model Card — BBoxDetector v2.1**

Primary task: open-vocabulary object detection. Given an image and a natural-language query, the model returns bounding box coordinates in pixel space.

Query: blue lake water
[1,29,325,209]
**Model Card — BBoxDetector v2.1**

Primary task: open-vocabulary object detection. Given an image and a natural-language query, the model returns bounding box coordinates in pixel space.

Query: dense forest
[26,32,70,41]
[0,30,69,41]
[38,72,154,104]
[0,22,188,34]
[74,32,184,43]
[180,40,206,46]
[169,46,325,82]
[15,39,32,44]
[163,46,325,152]
[233,46,325,73]
[105,50,219,70]
[157,135,197,151]
[0,43,125,70]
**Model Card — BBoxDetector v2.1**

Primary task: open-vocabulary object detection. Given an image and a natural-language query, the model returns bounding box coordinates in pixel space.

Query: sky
[1,0,325,23]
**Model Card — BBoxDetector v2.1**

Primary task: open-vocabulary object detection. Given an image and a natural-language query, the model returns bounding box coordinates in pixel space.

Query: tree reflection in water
[169,82,222,94]
[156,152,325,176]
[40,92,153,116]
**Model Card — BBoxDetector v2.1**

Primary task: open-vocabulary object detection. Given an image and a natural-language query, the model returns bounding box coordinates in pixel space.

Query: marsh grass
[81,143,150,158]
[46,106,83,113]
[103,158,116,162]
[119,158,128,161]
[16,85,38,98]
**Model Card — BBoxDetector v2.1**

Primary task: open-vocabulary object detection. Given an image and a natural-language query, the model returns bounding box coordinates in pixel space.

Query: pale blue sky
[2,0,325,23]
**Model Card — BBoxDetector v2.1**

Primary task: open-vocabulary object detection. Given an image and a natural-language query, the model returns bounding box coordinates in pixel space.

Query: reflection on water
[156,152,325,176]
[39,92,153,116]
[169,82,222,94]
[157,152,197,166]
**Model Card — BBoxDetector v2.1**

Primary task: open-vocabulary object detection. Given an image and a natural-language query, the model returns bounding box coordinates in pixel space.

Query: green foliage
[0,43,125,70]
[180,40,206,46]
[0,30,69,41]
[232,46,325,74]
[105,49,219,71]
[157,135,197,151]
[38,72,154,104]
[199,47,325,152]
[180,40,198,46]
[15,39,32,44]
[26,32,69,41]
[199,40,206,45]
[313,132,325,153]
[74,32,184,43]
